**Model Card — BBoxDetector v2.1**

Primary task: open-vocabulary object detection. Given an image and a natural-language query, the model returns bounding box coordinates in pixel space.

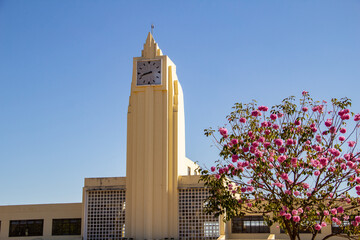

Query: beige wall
[0,203,82,240]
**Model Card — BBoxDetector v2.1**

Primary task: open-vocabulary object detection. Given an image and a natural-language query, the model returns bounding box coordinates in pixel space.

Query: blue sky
[0,0,359,205]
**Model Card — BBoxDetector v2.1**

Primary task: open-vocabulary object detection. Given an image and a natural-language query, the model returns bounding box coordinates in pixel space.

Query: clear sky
[0,0,359,205]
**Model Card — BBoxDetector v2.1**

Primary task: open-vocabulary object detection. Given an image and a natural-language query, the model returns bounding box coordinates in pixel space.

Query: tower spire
[141,32,163,58]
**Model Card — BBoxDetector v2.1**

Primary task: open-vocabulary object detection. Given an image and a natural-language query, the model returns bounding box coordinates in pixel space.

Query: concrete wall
[0,203,82,240]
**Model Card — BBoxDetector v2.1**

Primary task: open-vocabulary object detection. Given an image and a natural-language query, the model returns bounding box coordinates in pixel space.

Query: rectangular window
[231,216,270,233]
[281,227,313,234]
[52,218,81,235]
[9,219,43,237]
[332,221,349,234]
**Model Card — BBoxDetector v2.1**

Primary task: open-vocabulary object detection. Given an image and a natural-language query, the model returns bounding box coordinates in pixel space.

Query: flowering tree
[199,92,360,240]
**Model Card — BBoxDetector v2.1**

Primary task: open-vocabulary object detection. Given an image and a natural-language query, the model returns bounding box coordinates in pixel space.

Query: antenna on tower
[151,24,154,35]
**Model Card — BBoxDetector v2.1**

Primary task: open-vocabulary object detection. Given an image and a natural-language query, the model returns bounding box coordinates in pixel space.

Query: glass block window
[232,216,270,233]
[52,218,81,235]
[179,188,219,240]
[86,189,126,240]
[9,219,43,237]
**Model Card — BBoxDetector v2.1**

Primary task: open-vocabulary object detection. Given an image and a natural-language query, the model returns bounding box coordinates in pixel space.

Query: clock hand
[140,71,153,79]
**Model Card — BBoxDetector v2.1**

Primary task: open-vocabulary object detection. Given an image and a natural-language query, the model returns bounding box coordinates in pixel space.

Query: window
[9,219,43,237]
[281,227,313,234]
[52,218,81,235]
[86,190,126,240]
[204,221,219,237]
[332,221,349,234]
[179,188,219,239]
[231,216,270,233]
[280,222,320,234]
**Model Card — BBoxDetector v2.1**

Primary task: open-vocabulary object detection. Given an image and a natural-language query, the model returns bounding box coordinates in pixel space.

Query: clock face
[136,60,162,85]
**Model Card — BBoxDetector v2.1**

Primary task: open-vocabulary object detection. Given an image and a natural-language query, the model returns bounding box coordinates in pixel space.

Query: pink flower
[219,128,228,137]
[294,191,300,196]
[247,186,254,192]
[258,137,265,143]
[298,208,303,213]
[247,203,252,207]
[270,114,277,120]
[314,224,321,231]
[239,117,246,123]
[274,139,283,146]
[321,222,327,227]
[278,155,287,163]
[258,106,269,112]
[302,183,310,189]
[294,119,301,126]
[232,154,239,162]
[355,114,360,121]
[293,216,300,222]
[323,210,329,216]
[211,166,216,172]
[302,91,308,96]
[331,208,337,215]
[278,112,284,118]
[340,128,347,133]
[273,124,279,130]
[348,141,356,147]
[332,217,339,223]
[325,119,332,127]
[342,114,350,120]
[355,216,360,223]
[252,141,259,148]
[285,213,292,220]
[231,139,239,145]
[281,173,289,180]
[251,110,262,117]
[339,136,345,141]
[278,147,286,153]
[337,206,344,214]
[286,139,294,145]
[302,107,308,112]
[314,171,320,176]
[292,210,298,215]
[215,174,220,179]
[320,157,328,167]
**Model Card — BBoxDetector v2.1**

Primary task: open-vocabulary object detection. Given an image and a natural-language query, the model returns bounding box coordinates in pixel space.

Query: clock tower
[125,33,190,239]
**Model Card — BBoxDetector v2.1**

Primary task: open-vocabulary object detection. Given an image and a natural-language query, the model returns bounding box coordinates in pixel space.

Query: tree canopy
[199,92,360,240]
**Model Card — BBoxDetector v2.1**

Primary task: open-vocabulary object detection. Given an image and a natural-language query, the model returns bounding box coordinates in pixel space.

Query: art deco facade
[0,34,345,240]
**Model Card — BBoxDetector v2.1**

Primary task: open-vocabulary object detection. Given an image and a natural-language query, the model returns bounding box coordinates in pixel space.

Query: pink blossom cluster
[208,92,360,235]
